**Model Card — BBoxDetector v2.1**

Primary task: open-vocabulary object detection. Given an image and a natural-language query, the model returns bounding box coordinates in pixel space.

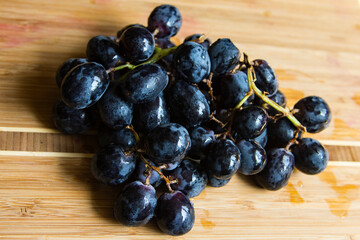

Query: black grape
[267,90,286,116]
[232,106,269,139]
[188,126,215,159]
[156,191,194,236]
[133,92,170,133]
[255,90,287,116]
[166,80,210,127]
[114,181,157,226]
[208,38,240,76]
[207,175,231,188]
[252,59,278,97]
[97,125,137,150]
[52,100,95,134]
[121,63,168,104]
[97,82,133,129]
[116,24,145,39]
[236,139,267,175]
[86,35,125,69]
[214,70,252,109]
[293,96,331,133]
[184,33,211,49]
[145,123,191,167]
[91,144,136,185]
[61,62,110,109]
[255,148,295,190]
[202,139,241,181]
[172,41,211,83]
[119,26,155,63]
[133,158,162,187]
[267,117,297,148]
[203,109,231,134]
[291,138,329,175]
[254,127,268,148]
[55,58,88,88]
[166,159,207,198]
[147,4,182,38]
[155,37,175,68]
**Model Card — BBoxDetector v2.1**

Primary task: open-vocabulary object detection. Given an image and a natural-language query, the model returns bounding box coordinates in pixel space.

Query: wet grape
[114,181,157,226]
[156,191,194,236]
[293,96,331,133]
[291,138,329,175]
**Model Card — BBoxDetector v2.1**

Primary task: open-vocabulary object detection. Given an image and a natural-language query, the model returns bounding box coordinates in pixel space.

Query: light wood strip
[0,155,359,239]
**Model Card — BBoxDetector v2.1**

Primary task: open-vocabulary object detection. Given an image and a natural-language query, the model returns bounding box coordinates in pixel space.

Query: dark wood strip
[0,131,359,162]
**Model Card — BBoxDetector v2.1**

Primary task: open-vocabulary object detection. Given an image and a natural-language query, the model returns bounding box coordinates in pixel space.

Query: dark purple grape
[119,26,155,63]
[267,117,297,148]
[203,108,231,134]
[255,148,295,190]
[161,162,181,171]
[236,140,267,175]
[254,127,268,148]
[166,159,207,198]
[252,59,278,97]
[214,70,252,109]
[207,175,231,187]
[267,90,286,116]
[145,123,191,166]
[208,38,240,76]
[147,4,182,38]
[116,24,145,39]
[97,83,133,129]
[166,80,210,127]
[155,38,175,68]
[91,144,136,185]
[188,126,215,159]
[156,191,194,236]
[114,181,157,226]
[133,92,170,133]
[293,96,331,133]
[52,100,95,134]
[172,41,211,83]
[291,138,328,175]
[61,62,110,109]
[255,90,287,116]
[232,106,269,139]
[156,37,175,49]
[184,34,211,49]
[86,35,125,69]
[121,63,168,104]
[108,36,117,42]
[55,58,88,88]
[133,159,162,187]
[203,139,241,180]
[97,125,137,150]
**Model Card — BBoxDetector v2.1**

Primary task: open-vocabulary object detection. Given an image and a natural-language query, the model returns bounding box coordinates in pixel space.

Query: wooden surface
[1,0,360,239]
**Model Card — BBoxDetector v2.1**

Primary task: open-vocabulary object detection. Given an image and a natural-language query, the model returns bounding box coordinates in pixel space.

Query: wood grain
[1,0,360,239]
[0,0,360,143]
[0,155,359,239]
[1,131,360,163]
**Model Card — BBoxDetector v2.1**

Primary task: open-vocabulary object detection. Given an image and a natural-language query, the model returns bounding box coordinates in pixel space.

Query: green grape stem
[248,67,306,132]
[239,53,306,132]
[110,46,178,73]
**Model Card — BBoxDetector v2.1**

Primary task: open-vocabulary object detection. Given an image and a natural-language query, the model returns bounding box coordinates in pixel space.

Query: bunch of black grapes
[53,4,331,236]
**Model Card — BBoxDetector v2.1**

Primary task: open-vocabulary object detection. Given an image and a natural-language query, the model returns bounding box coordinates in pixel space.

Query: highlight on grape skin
[52,4,332,235]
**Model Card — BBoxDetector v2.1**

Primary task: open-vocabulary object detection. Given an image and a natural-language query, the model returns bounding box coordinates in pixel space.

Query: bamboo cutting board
[1,0,360,239]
